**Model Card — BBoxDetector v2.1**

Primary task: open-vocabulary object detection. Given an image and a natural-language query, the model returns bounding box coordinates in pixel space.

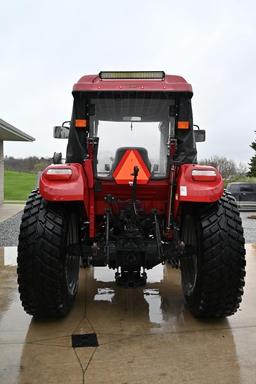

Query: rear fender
[40,163,88,202]
[174,164,224,217]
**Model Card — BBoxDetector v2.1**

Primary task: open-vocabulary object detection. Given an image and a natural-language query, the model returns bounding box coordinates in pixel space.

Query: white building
[0,118,35,205]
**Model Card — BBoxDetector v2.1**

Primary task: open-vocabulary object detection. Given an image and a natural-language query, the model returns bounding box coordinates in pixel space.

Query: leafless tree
[199,156,246,179]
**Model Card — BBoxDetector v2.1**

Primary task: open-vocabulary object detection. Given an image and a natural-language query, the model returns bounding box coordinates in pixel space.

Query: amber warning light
[178,121,189,129]
[75,119,87,128]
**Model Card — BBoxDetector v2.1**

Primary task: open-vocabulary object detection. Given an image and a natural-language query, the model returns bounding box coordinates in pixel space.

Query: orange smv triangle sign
[113,149,151,185]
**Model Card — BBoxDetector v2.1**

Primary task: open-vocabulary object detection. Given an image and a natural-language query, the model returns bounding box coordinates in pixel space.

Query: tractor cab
[65,72,198,184]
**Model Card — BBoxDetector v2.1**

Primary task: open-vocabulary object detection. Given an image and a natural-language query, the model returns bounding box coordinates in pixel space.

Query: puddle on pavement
[1,246,253,331]
[94,288,115,302]
[0,246,184,331]
[0,245,256,383]
[0,246,230,330]
[87,262,185,328]
[0,246,30,328]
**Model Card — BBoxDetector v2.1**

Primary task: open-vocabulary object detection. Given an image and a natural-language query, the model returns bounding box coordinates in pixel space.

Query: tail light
[192,169,217,181]
[45,168,72,180]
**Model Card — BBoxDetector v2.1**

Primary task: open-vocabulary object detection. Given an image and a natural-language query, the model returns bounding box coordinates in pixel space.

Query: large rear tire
[180,191,246,318]
[17,190,81,318]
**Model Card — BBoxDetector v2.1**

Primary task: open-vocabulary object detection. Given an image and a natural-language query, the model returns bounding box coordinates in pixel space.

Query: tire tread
[17,189,78,318]
[196,191,246,317]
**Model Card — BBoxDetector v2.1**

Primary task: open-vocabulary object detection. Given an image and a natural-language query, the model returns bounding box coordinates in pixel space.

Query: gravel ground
[0,211,23,247]
[0,209,255,247]
[240,211,256,244]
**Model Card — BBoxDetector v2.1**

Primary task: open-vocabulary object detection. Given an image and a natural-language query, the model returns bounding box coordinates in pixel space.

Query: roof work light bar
[99,71,165,80]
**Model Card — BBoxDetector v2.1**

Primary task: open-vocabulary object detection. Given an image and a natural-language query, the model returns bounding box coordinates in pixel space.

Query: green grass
[4,170,37,201]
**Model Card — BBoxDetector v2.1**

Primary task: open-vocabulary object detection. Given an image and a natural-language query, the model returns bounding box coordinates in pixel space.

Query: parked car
[226,182,256,211]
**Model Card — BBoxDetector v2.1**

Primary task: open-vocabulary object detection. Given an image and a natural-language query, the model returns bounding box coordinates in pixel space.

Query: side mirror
[53,126,69,139]
[194,127,206,142]
[53,152,62,164]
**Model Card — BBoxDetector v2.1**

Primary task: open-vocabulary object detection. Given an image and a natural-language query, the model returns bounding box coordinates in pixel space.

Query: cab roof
[73,71,193,94]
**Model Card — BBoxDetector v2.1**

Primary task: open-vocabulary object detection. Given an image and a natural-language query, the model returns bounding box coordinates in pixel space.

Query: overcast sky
[1,0,255,166]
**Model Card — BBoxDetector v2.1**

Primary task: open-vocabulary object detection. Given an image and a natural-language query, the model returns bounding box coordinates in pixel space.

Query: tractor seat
[112,147,152,174]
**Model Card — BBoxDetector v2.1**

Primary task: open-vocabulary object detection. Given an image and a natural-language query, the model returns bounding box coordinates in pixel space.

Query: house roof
[0,119,35,141]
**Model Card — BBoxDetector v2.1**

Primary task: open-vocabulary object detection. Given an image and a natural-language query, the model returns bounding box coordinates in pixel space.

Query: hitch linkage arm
[131,165,139,216]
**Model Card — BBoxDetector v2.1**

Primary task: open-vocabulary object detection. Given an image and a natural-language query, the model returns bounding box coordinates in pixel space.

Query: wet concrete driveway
[0,244,256,384]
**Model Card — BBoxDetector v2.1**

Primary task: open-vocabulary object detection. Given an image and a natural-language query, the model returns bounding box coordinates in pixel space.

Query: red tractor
[17,71,246,319]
